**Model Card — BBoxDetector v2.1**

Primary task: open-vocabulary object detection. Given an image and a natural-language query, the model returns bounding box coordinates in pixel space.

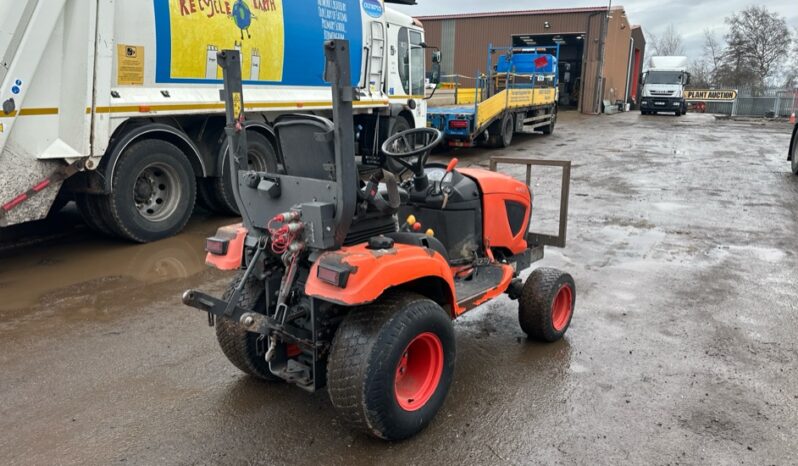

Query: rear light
[205,237,229,255]
[317,263,351,288]
[449,119,468,129]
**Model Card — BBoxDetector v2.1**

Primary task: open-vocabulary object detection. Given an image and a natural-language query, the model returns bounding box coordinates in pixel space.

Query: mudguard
[305,243,457,309]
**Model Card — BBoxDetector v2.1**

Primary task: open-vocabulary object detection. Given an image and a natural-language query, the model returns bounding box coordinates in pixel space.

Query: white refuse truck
[640,56,690,116]
[0,0,427,242]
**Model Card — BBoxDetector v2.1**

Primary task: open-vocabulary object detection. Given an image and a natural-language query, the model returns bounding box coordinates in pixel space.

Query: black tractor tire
[327,291,455,440]
[75,193,113,236]
[212,131,278,215]
[99,139,196,243]
[791,130,798,176]
[519,267,576,342]
[215,272,281,381]
[540,109,557,135]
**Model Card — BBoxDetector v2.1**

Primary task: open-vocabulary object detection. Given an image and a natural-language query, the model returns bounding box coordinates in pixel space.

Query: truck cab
[640,56,690,116]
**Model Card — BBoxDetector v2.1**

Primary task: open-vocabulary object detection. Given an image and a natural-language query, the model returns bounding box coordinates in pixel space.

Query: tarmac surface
[1,111,796,465]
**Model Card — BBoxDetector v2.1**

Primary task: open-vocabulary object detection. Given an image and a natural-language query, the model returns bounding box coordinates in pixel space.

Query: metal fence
[703,89,798,117]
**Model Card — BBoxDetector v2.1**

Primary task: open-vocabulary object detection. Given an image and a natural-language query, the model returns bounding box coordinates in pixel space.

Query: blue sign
[362,0,383,18]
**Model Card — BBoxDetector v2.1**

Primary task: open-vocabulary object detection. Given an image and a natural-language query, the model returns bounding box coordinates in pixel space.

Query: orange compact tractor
[183,40,576,440]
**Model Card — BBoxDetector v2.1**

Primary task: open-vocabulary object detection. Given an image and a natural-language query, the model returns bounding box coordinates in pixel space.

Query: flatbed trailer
[427,45,559,149]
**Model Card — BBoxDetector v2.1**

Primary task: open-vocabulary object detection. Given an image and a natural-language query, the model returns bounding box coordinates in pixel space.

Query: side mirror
[431,62,441,84]
[641,72,647,85]
[432,51,442,64]
[684,72,691,86]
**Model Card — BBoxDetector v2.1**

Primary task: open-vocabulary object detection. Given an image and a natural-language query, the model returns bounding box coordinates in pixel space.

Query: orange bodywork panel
[459,168,531,255]
[205,223,248,271]
[305,243,458,311]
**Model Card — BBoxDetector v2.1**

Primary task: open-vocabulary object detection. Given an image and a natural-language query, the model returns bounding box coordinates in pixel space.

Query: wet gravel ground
[1,112,796,465]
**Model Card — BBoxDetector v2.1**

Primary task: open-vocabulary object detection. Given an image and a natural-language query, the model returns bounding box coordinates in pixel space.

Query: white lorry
[640,56,690,116]
[0,0,427,242]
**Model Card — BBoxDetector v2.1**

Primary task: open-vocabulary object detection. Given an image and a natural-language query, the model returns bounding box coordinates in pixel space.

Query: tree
[723,6,791,89]
[648,24,685,59]
[688,59,712,88]
[703,30,723,79]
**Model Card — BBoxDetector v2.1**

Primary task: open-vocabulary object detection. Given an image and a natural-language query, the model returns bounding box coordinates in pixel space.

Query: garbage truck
[0,0,427,242]
[640,56,690,116]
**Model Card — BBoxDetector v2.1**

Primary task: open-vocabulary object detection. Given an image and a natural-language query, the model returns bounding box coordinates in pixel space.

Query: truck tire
[519,267,576,342]
[327,291,455,440]
[489,114,513,148]
[215,272,282,381]
[540,109,557,135]
[791,129,798,176]
[101,139,196,243]
[213,131,278,215]
[75,193,113,235]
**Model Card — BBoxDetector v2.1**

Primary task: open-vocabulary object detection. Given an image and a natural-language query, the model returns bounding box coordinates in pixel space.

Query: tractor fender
[305,243,456,311]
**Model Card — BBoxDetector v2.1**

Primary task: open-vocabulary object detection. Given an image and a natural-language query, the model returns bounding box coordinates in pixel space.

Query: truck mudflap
[0,159,84,227]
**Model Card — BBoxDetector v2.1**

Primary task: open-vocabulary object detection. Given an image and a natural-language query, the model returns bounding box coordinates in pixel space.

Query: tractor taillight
[205,237,229,256]
[317,263,350,288]
[449,120,468,129]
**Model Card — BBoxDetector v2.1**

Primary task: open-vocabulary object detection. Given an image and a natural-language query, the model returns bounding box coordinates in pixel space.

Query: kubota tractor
[183,40,576,440]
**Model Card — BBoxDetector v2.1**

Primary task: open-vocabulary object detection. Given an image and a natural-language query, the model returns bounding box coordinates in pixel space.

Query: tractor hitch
[182,289,314,345]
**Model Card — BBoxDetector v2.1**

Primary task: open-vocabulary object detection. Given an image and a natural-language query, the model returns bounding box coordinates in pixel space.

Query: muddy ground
[1,112,796,465]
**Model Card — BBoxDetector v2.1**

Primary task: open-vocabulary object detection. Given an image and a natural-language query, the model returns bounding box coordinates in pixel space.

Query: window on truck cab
[397,27,425,96]
[410,29,424,97]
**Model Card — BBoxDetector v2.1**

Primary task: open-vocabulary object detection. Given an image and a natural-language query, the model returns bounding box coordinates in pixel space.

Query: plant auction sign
[684,90,738,101]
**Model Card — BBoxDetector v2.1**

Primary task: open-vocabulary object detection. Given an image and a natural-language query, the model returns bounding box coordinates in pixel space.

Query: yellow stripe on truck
[3,100,390,118]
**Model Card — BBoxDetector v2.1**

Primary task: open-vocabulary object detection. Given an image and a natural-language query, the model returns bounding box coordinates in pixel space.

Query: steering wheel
[381,128,443,177]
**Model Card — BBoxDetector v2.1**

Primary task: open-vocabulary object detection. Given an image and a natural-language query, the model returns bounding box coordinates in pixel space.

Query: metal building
[417,6,645,114]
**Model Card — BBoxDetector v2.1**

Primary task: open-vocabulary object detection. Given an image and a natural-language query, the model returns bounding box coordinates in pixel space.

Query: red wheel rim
[394,332,444,412]
[551,284,573,331]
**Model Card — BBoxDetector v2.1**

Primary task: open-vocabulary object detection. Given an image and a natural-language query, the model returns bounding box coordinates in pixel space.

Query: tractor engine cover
[459,168,531,256]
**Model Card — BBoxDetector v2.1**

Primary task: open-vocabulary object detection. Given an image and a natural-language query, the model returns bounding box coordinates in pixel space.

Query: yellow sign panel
[232,92,243,119]
[167,0,284,82]
[117,45,144,85]
[684,89,738,101]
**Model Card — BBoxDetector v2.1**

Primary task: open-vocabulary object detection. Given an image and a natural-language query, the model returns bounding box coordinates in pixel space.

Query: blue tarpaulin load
[496,53,558,75]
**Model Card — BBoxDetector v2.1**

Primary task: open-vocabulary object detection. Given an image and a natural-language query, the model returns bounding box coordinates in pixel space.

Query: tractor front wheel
[519,268,576,341]
[327,291,455,440]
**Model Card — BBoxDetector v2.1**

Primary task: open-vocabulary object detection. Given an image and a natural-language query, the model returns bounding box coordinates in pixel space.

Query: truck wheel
[327,291,455,440]
[102,139,196,243]
[519,268,576,342]
[540,110,557,135]
[385,116,413,172]
[489,114,513,148]
[215,272,281,381]
[791,131,798,176]
[213,131,278,215]
[75,193,113,236]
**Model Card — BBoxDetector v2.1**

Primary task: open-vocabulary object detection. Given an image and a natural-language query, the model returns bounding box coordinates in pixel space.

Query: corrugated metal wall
[419,8,636,114]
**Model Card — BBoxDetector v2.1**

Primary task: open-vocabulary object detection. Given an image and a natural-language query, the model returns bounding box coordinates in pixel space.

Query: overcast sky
[393,1,798,60]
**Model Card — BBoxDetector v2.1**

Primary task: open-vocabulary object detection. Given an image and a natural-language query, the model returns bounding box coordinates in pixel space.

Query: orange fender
[305,243,457,311]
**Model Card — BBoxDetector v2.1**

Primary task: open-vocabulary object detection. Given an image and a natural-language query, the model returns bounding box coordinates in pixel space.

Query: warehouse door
[512,33,585,110]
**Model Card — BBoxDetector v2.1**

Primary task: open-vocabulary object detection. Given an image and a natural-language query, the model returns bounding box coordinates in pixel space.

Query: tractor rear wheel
[327,291,455,440]
[215,272,281,382]
[519,267,576,341]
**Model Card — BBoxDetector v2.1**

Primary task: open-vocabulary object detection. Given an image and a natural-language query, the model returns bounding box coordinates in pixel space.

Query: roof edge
[415,6,625,21]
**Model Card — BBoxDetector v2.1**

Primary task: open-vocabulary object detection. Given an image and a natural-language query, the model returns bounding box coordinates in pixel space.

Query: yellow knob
[406,215,416,225]
[426,229,435,237]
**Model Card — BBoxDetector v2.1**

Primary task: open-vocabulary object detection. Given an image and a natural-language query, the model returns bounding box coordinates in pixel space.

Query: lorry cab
[640,56,690,116]
[384,9,427,129]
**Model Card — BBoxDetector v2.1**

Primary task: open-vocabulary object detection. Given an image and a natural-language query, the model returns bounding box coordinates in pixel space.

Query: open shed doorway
[512,33,585,110]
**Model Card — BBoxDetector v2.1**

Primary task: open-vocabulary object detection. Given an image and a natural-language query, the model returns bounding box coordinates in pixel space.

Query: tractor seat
[386,232,449,263]
[274,114,336,181]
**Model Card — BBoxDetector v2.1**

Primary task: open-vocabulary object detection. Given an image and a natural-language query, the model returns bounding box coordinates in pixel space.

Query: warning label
[117,45,144,85]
